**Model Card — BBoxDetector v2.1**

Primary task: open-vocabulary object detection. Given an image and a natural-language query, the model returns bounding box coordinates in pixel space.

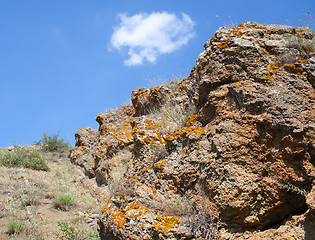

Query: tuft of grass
[275,52,298,67]
[0,145,49,171]
[54,194,77,210]
[148,100,197,130]
[287,36,315,55]
[7,218,24,235]
[35,131,72,152]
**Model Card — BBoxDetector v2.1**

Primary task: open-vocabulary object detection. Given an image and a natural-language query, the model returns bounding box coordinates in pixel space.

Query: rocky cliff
[70,22,315,239]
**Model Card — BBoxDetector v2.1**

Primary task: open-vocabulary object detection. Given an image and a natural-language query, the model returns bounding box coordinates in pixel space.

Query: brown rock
[71,22,315,240]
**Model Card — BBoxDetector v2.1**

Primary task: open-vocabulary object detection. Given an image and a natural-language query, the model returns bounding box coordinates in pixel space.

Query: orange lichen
[153,213,183,233]
[131,88,147,98]
[102,195,147,229]
[125,201,147,218]
[112,122,133,143]
[187,126,207,136]
[261,63,285,82]
[132,118,167,147]
[150,193,158,199]
[100,204,108,213]
[217,41,228,49]
[193,95,199,101]
[177,77,189,92]
[154,160,167,171]
[256,41,271,56]
[173,125,206,140]
[186,113,200,127]
[110,211,127,228]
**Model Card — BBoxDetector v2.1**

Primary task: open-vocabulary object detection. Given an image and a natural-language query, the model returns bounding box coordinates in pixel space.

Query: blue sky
[0,0,313,147]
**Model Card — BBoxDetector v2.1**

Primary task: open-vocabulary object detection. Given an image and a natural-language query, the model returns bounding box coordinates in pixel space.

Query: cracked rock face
[71,22,315,239]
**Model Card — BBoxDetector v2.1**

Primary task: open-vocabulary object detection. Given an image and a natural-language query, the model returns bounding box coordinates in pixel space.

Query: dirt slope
[0,147,102,240]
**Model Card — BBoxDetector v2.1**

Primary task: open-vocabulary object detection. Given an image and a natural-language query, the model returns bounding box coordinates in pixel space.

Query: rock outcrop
[70,22,315,239]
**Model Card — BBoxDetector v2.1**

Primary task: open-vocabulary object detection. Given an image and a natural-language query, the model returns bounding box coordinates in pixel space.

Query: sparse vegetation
[54,194,77,210]
[7,218,24,235]
[148,100,197,130]
[57,221,100,240]
[265,164,309,197]
[300,9,314,30]
[35,131,72,152]
[287,36,315,55]
[188,207,218,240]
[0,145,49,171]
[275,52,297,67]
[0,145,99,239]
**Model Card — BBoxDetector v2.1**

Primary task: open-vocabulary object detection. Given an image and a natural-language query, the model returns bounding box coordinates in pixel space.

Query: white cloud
[110,12,195,66]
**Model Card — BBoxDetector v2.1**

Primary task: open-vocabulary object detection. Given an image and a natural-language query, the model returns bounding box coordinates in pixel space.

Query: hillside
[1,21,314,240]
[71,21,315,239]
[0,146,101,239]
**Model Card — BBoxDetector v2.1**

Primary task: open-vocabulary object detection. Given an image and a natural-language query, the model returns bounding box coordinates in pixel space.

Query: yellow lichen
[153,213,183,233]
[110,211,127,228]
[125,201,147,218]
[150,193,158,199]
[186,113,200,127]
[154,160,167,171]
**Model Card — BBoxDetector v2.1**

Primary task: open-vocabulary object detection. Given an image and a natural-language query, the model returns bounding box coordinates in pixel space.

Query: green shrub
[54,194,77,210]
[7,218,23,235]
[57,221,100,240]
[35,132,72,152]
[0,145,49,171]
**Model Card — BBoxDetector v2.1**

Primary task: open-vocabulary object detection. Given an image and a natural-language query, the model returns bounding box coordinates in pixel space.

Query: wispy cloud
[110,12,195,66]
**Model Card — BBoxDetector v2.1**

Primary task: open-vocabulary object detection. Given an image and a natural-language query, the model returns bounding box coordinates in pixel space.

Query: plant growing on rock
[264,164,309,197]
[148,99,197,131]
[188,207,218,240]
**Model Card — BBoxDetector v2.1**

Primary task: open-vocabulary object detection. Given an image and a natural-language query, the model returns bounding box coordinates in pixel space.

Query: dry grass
[275,52,297,67]
[0,150,100,240]
[287,36,315,54]
[187,207,219,240]
[148,100,197,135]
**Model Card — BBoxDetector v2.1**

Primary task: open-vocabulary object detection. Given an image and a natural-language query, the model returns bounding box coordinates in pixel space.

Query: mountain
[70,21,315,240]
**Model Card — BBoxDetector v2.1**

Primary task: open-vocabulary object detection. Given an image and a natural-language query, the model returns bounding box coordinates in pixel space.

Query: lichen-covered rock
[71,22,315,239]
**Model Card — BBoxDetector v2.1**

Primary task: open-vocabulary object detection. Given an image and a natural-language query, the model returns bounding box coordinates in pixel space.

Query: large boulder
[71,22,315,239]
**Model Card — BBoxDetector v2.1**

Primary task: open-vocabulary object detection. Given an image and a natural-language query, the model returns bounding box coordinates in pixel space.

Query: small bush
[35,132,72,152]
[7,219,23,235]
[54,194,77,210]
[0,145,49,171]
[57,221,100,240]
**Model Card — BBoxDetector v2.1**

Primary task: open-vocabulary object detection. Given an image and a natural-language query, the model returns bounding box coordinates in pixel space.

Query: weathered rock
[71,22,315,239]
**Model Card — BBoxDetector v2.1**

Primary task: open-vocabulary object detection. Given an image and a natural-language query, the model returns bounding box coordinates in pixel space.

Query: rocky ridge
[70,22,315,239]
